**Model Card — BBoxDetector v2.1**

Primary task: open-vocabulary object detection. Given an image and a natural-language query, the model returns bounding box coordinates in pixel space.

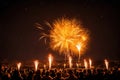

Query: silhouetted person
[27,71,33,80]
[34,70,41,80]
[66,70,78,80]
[41,69,46,77]
[50,70,56,78]
[42,71,53,80]
[11,70,23,80]
[53,72,64,80]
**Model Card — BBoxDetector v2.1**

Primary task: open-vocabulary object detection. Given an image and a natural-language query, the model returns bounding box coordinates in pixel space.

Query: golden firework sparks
[48,54,53,70]
[84,59,88,69]
[34,60,39,71]
[17,62,21,70]
[50,18,89,55]
[89,58,92,69]
[63,63,66,68]
[68,56,72,68]
[43,64,46,69]
[104,59,109,70]
[76,43,82,62]
[76,63,79,68]
[37,17,89,56]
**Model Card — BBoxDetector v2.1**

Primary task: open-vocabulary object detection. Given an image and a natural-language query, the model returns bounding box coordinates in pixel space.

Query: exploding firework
[37,17,89,56]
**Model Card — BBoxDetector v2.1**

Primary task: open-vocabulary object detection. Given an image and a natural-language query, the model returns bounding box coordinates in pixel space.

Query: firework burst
[37,17,89,56]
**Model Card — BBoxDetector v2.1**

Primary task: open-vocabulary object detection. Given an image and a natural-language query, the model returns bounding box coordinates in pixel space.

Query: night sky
[0,0,120,62]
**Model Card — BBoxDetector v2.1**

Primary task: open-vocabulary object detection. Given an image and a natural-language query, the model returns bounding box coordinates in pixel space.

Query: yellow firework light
[34,60,39,71]
[89,58,92,69]
[104,59,109,70]
[17,62,21,70]
[84,59,88,69]
[37,17,89,56]
[68,56,72,68]
[48,54,53,70]
[50,18,89,55]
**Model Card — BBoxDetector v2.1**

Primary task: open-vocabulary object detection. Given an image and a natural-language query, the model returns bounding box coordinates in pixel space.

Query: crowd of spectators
[0,65,120,80]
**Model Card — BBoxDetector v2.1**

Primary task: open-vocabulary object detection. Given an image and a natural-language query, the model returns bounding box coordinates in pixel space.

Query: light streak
[34,60,39,71]
[48,54,53,70]
[17,62,21,70]
[104,59,109,70]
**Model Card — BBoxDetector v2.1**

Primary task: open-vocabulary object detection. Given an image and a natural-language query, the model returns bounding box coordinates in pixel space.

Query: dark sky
[0,0,120,62]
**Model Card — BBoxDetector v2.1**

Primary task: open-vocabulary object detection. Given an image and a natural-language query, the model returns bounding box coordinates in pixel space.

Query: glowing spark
[48,54,53,70]
[76,43,81,51]
[76,43,82,62]
[69,56,72,68]
[64,63,66,68]
[104,59,109,70]
[43,64,46,69]
[89,58,92,69]
[34,60,39,71]
[84,59,88,69]
[38,18,89,56]
[17,62,21,70]
[76,63,79,68]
